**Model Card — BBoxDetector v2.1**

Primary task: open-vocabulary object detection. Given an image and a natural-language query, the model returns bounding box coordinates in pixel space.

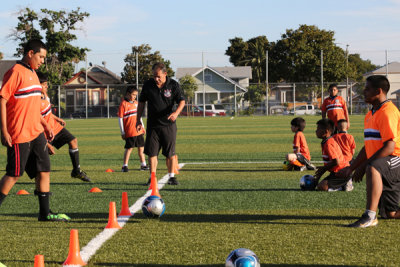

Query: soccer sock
[169,173,175,178]
[123,164,128,167]
[69,148,80,172]
[366,209,376,219]
[141,162,147,167]
[0,192,7,207]
[36,191,51,217]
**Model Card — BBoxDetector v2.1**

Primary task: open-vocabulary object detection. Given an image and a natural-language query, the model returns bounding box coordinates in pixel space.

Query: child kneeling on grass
[285,117,315,171]
[314,119,353,192]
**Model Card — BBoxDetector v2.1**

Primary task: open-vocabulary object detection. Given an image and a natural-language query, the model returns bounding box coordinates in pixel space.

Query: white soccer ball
[142,195,165,218]
[225,248,260,267]
[300,174,316,191]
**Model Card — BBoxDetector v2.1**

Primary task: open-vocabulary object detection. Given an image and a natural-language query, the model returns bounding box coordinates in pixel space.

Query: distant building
[0,60,17,87]
[364,61,400,99]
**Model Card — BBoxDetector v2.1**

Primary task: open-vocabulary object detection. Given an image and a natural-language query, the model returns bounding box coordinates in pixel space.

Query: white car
[285,105,319,115]
[204,104,226,116]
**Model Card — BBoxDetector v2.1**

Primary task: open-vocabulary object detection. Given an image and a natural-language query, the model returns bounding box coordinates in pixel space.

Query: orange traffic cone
[88,187,102,193]
[150,173,161,198]
[63,229,86,266]
[105,202,122,229]
[34,254,44,267]
[16,189,30,195]
[118,192,132,216]
[148,172,156,190]
[105,168,114,173]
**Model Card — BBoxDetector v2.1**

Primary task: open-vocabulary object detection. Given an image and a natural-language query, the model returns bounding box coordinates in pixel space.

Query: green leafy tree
[0,52,3,60]
[347,53,378,82]
[9,7,89,98]
[121,44,174,85]
[179,74,198,116]
[244,84,265,104]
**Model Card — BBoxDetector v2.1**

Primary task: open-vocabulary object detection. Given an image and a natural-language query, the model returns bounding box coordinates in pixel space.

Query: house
[0,60,17,87]
[175,66,250,106]
[63,64,124,117]
[364,61,400,99]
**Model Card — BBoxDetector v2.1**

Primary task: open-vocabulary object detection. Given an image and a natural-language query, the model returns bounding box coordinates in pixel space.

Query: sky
[1,0,400,76]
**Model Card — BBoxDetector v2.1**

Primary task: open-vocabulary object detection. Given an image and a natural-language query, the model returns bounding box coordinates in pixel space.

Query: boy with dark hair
[338,75,400,227]
[334,119,356,164]
[37,72,91,182]
[321,83,350,130]
[285,117,315,171]
[314,119,352,191]
[118,86,149,172]
[0,39,70,221]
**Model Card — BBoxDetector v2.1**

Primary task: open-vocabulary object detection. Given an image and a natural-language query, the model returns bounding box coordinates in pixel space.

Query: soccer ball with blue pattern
[142,195,165,218]
[225,248,260,267]
[300,174,316,191]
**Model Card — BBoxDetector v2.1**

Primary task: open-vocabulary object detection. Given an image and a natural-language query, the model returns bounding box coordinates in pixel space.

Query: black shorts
[50,128,75,149]
[6,133,51,179]
[321,171,351,190]
[369,156,400,218]
[125,135,145,149]
[144,123,176,158]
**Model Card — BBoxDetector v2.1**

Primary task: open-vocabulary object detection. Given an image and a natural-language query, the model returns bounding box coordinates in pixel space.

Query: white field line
[75,164,185,266]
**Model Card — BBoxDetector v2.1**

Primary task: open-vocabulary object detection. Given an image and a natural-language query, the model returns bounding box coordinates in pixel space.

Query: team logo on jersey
[335,99,340,103]
[164,89,171,97]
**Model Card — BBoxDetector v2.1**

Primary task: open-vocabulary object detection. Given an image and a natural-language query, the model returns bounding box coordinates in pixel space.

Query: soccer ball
[300,174,316,191]
[225,248,260,267]
[282,160,293,171]
[142,195,165,218]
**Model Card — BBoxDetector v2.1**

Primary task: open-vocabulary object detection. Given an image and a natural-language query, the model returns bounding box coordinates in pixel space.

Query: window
[205,105,212,110]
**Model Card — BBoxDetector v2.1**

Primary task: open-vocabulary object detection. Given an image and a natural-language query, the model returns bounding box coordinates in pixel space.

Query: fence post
[293,83,296,114]
[58,85,61,118]
[107,85,110,119]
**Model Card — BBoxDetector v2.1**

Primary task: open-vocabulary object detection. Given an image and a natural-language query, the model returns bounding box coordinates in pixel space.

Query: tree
[121,44,174,85]
[0,52,3,60]
[226,36,269,84]
[244,84,265,104]
[347,53,378,82]
[9,7,89,97]
[179,74,198,116]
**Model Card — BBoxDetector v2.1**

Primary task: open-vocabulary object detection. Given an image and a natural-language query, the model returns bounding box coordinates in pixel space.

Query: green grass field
[0,115,400,266]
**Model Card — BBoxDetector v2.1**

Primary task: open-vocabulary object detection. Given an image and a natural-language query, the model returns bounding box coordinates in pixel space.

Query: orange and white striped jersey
[293,131,311,160]
[321,95,347,126]
[364,101,400,159]
[40,96,63,137]
[321,136,349,173]
[0,62,43,144]
[118,100,145,138]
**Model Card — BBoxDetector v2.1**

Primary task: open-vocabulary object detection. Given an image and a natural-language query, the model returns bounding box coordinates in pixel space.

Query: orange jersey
[333,132,356,163]
[0,62,43,144]
[321,95,347,125]
[321,137,349,173]
[364,101,400,159]
[118,100,145,138]
[293,131,311,160]
[40,96,63,137]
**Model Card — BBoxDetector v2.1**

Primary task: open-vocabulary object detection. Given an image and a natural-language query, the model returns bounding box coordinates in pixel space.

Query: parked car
[269,105,287,115]
[284,104,320,115]
[180,105,216,117]
[204,104,226,116]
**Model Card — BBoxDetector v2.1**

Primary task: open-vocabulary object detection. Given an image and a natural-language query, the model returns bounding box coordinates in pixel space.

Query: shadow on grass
[160,213,356,225]
[163,188,300,192]
[182,168,286,172]
[92,263,359,267]
[15,181,149,187]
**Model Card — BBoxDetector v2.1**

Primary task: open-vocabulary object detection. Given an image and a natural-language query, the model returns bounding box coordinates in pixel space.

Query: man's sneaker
[38,212,71,222]
[347,213,378,228]
[71,170,91,182]
[167,177,179,185]
[344,179,354,192]
[121,166,129,172]
[140,165,150,171]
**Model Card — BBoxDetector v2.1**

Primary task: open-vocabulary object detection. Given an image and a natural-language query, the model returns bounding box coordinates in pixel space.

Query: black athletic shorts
[370,156,400,218]
[6,133,51,179]
[125,134,145,149]
[144,123,176,158]
[321,171,351,190]
[50,128,75,149]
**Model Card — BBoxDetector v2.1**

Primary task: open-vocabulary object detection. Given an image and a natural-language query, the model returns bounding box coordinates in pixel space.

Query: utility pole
[266,50,269,116]
[346,44,349,110]
[321,50,324,103]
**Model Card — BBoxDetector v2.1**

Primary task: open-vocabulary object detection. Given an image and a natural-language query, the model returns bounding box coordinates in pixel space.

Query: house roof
[0,60,17,83]
[64,64,122,85]
[365,61,400,75]
[176,66,252,80]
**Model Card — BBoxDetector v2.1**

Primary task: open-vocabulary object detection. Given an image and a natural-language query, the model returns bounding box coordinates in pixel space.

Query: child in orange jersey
[37,72,91,182]
[321,83,350,131]
[314,119,351,191]
[338,75,400,227]
[118,86,149,172]
[334,119,356,164]
[285,117,315,171]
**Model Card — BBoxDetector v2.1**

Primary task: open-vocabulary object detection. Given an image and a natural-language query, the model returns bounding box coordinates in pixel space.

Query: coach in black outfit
[136,62,185,185]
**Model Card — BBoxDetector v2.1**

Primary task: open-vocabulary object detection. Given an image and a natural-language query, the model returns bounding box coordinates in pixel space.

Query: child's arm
[314,158,339,180]
[293,146,300,154]
[47,142,55,155]
[40,116,54,142]
[0,97,11,147]
[118,117,125,140]
[52,114,66,126]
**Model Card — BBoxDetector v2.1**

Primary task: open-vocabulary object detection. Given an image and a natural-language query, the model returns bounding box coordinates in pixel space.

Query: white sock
[123,164,128,167]
[169,173,174,178]
[141,162,147,167]
[366,209,376,219]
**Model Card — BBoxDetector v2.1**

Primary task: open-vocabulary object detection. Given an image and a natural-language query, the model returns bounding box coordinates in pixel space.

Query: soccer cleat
[121,166,129,172]
[140,165,150,171]
[71,170,91,182]
[347,213,378,228]
[167,177,179,185]
[38,212,71,222]
[344,179,354,192]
